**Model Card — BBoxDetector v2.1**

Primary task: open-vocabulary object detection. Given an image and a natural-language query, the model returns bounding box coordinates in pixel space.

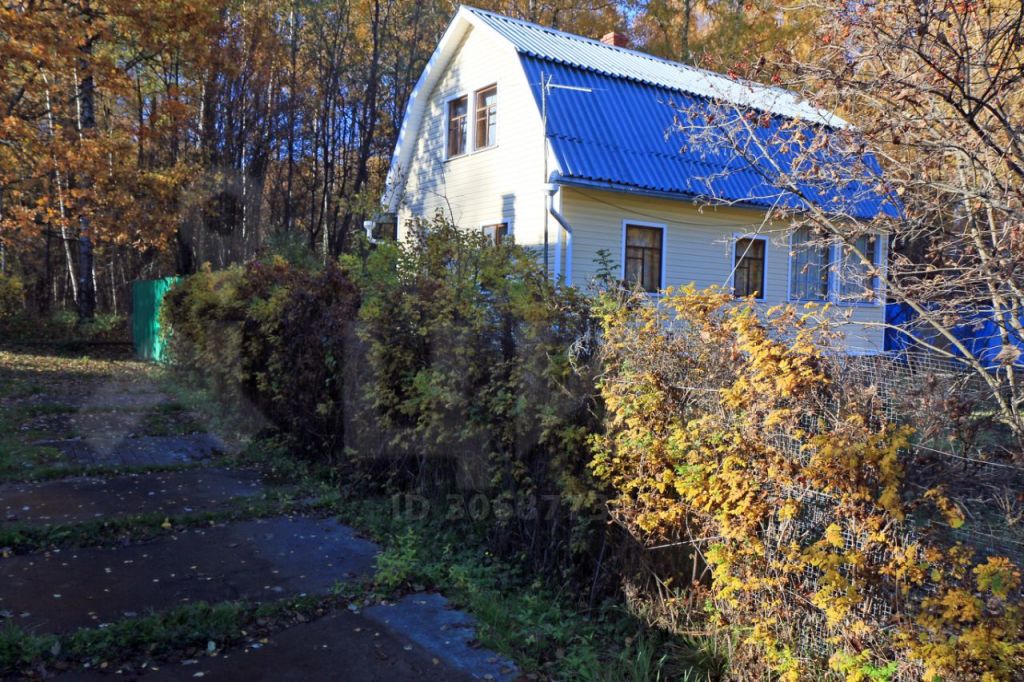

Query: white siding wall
[391,30,885,354]
[559,186,886,353]
[395,27,547,248]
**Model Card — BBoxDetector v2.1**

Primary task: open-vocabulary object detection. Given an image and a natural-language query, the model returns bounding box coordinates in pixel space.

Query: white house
[382,6,895,353]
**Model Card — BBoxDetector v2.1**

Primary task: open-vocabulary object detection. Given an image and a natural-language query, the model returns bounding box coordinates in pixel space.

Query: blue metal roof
[519,56,899,219]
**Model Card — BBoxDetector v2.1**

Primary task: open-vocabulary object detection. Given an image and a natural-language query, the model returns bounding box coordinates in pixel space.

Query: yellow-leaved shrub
[591,285,1023,680]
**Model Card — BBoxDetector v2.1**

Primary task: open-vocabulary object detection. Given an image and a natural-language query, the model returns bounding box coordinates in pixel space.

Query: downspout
[549,182,561,282]
[363,219,379,245]
[545,174,573,286]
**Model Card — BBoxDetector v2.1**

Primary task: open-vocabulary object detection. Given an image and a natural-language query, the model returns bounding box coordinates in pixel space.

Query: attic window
[475,85,497,149]
[447,96,468,157]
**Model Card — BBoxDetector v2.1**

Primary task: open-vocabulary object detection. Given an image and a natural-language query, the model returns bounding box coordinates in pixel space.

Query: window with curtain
[733,237,766,299]
[624,225,663,293]
[789,227,830,301]
[474,85,497,150]
[447,96,468,157]
[837,235,879,302]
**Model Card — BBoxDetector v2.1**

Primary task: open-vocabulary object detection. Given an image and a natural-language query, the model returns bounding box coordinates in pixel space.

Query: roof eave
[552,175,779,214]
[553,174,892,221]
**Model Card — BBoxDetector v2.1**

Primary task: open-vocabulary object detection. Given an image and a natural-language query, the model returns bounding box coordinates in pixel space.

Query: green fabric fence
[132,277,179,362]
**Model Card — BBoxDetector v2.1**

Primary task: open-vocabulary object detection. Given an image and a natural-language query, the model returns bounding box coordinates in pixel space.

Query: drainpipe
[363,220,379,245]
[545,176,573,286]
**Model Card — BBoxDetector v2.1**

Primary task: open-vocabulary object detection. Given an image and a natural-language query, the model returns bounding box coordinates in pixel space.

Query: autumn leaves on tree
[1,0,807,319]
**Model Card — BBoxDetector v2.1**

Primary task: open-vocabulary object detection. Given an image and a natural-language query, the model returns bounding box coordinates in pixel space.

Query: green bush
[0,274,25,318]
[161,258,360,458]
[345,215,605,578]
[164,216,608,582]
[161,263,248,399]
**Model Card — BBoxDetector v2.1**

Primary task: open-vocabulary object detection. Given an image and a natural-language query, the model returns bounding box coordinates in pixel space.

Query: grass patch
[138,409,203,437]
[0,593,344,676]
[0,379,44,400]
[0,419,66,479]
[0,486,342,555]
[0,312,128,346]
[0,460,211,484]
[0,401,79,479]
[213,432,717,680]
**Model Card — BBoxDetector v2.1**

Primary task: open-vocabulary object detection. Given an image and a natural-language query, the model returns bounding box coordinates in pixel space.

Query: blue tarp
[885,303,1024,368]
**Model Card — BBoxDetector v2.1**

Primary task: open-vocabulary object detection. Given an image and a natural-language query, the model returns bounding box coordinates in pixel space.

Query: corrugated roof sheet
[518,56,898,219]
[466,6,845,127]
[460,7,897,220]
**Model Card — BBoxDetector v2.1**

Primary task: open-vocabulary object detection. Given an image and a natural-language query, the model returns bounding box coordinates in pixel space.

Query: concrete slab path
[0,516,378,632]
[43,434,225,467]
[0,468,263,525]
[0,348,521,680]
[366,593,519,682]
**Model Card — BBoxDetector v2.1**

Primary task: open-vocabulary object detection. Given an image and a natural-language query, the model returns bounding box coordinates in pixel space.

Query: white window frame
[835,235,886,307]
[786,231,886,306]
[443,82,499,162]
[443,92,470,160]
[473,84,499,151]
[621,220,667,294]
[786,228,831,304]
[730,232,768,301]
[479,217,514,244]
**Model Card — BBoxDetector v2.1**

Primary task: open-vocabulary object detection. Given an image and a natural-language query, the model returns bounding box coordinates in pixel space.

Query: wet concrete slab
[18,408,200,442]
[365,593,518,682]
[0,468,264,525]
[38,433,225,467]
[0,516,378,633]
[59,610,475,681]
[10,387,172,412]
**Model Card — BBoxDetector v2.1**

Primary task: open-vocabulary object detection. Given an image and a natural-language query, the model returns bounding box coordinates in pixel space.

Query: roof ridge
[463,5,698,73]
[462,6,783,98]
[461,4,845,128]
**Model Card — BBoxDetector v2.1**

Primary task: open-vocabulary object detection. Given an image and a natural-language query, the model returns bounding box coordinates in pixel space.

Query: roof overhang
[550,174,787,216]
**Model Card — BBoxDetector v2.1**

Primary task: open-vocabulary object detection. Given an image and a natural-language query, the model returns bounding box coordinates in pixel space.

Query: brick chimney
[600,31,628,48]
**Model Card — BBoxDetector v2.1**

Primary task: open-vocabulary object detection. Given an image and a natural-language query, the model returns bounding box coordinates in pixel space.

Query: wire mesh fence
[843,351,1024,566]
[637,346,1023,670]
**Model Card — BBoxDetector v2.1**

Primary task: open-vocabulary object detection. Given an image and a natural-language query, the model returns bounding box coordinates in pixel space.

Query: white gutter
[545,176,573,286]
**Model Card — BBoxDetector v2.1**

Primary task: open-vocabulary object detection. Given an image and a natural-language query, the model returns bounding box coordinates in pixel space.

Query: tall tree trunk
[681,0,692,60]
[42,74,78,306]
[0,189,5,274]
[76,36,97,321]
[335,0,385,255]
[43,207,52,314]
[284,6,298,232]
[109,253,117,313]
